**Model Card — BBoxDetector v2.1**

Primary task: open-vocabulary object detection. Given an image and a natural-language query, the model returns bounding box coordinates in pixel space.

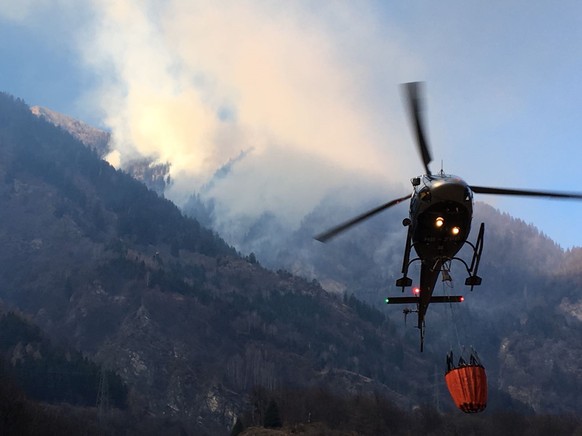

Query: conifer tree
[263,399,282,428]
[230,417,244,436]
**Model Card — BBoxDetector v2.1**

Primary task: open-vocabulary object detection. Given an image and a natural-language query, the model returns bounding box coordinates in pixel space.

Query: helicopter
[315,82,582,352]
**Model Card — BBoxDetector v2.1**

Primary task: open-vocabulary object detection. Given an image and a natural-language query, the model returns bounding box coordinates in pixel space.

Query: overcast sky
[2,1,582,248]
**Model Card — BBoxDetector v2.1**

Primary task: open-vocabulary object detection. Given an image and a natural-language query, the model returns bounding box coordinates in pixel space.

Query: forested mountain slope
[3,92,582,434]
[0,93,463,433]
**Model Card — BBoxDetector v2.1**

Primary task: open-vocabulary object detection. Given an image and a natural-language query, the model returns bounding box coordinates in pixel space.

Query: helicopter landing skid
[395,225,416,291]
[396,222,485,292]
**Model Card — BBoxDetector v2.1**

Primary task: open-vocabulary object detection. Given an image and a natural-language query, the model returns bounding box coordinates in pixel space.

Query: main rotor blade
[314,194,411,243]
[471,185,582,200]
[403,82,432,176]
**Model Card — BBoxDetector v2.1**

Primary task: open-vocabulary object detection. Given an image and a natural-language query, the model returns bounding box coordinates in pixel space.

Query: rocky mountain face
[4,92,582,433]
[30,105,171,195]
[30,105,111,156]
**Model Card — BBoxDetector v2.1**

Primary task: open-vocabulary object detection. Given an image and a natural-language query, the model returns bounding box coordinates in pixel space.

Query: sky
[2,1,582,249]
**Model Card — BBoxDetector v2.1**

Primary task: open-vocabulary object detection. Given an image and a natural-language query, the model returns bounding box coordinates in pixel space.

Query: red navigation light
[460,296,464,302]
[413,287,420,296]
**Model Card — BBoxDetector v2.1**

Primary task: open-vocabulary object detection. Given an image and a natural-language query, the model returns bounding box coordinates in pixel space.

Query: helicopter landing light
[451,226,460,235]
[435,217,444,228]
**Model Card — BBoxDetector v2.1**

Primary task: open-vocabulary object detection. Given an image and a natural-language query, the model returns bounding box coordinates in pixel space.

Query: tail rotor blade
[403,82,432,176]
[314,194,411,243]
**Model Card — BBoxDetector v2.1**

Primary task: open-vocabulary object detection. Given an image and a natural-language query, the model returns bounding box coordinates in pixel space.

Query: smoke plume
[76,1,420,225]
[2,0,423,236]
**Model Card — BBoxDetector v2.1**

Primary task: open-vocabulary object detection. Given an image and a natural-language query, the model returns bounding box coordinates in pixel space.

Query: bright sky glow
[2,1,582,248]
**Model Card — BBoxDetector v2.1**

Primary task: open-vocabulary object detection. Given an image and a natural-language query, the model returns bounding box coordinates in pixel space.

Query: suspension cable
[442,261,464,355]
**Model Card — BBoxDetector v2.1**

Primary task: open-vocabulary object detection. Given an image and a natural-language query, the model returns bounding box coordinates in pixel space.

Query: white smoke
[6,2,582,252]
[2,0,422,231]
[74,0,420,227]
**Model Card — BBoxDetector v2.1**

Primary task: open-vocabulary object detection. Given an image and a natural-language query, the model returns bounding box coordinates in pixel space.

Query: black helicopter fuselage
[410,173,473,259]
[407,173,474,327]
